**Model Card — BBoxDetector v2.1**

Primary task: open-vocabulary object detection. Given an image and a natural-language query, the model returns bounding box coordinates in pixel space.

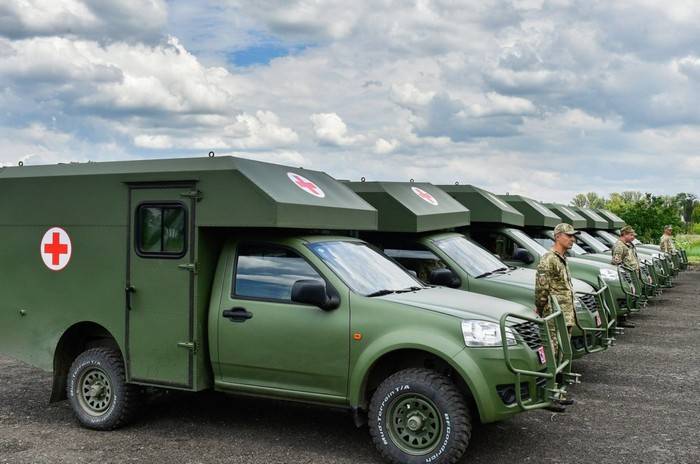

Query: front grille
[577,293,600,313]
[619,268,634,285]
[512,321,543,350]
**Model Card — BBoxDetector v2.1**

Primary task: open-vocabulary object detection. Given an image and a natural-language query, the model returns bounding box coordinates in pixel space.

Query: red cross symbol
[412,187,438,205]
[40,227,72,271]
[44,232,68,265]
[288,172,326,198]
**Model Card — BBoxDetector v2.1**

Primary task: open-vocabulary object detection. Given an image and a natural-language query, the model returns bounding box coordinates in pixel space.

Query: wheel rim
[387,393,443,455]
[77,368,113,416]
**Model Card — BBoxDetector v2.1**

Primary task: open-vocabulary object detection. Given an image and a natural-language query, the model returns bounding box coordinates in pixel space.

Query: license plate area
[536,346,547,364]
[594,311,602,327]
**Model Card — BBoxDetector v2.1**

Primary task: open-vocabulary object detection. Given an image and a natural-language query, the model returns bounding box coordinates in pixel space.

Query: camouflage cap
[553,223,579,236]
[620,225,635,235]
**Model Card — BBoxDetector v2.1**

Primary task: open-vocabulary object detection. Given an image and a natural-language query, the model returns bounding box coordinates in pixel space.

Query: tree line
[570,192,699,243]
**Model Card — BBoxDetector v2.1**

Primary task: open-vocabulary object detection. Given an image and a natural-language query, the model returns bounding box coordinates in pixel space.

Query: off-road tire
[67,347,139,430]
[368,368,471,464]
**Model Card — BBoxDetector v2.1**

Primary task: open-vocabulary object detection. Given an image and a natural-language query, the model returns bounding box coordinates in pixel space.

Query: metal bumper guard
[498,302,580,411]
[574,280,618,352]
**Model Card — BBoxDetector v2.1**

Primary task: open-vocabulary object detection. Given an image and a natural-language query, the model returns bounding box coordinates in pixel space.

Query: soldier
[611,225,639,328]
[660,225,677,254]
[535,223,578,411]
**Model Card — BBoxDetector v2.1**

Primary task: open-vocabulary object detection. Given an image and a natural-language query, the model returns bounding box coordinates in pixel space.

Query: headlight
[461,320,516,347]
[599,269,618,281]
[574,298,584,311]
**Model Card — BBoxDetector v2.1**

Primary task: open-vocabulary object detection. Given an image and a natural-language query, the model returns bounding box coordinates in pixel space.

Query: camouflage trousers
[542,306,574,361]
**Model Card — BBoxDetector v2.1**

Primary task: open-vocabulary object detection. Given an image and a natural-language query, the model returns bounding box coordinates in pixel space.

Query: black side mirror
[428,268,461,288]
[291,280,340,311]
[513,248,534,265]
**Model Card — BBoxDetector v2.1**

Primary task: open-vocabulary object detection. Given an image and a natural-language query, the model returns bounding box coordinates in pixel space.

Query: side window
[136,203,187,257]
[234,243,324,302]
[384,247,447,283]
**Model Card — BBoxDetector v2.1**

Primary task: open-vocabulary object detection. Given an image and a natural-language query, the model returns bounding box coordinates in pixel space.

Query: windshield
[308,241,424,296]
[509,229,549,256]
[578,231,610,253]
[596,230,620,247]
[434,236,507,277]
[531,234,588,256]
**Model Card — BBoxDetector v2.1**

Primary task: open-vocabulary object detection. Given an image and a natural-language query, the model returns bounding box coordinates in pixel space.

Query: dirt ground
[1,269,698,464]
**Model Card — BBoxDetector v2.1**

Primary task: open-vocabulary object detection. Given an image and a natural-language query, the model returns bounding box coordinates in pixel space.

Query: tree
[675,193,698,233]
[570,192,606,208]
[614,194,683,243]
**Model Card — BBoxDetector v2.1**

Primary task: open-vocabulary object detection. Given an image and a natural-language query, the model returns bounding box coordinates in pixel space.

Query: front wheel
[67,347,139,430]
[368,368,471,464]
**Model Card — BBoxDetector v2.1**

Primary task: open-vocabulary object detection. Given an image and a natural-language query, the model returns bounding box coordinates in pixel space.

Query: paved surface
[1,269,698,464]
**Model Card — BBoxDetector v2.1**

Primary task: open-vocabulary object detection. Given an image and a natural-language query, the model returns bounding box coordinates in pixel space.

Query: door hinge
[178,262,198,274]
[177,341,197,353]
[180,189,203,201]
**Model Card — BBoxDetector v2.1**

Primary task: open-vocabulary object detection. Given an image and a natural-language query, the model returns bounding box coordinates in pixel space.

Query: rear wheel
[368,368,471,464]
[67,347,138,430]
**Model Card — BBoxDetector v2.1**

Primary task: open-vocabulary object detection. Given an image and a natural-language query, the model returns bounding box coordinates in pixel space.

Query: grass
[677,234,700,264]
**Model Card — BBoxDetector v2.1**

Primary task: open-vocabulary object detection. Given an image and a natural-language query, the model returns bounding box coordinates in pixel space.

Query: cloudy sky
[1,0,699,201]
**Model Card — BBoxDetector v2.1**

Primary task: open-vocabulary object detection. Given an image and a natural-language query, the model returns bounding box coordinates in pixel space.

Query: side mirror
[513,248,534,264]
[428,268,461,288]
[291,280,340,311]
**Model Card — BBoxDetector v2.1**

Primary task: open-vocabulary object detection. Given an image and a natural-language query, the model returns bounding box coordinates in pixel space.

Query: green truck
[437,185,619,353]
[571,206,674,289]
[0,157,575,464]
[347,181,610,359]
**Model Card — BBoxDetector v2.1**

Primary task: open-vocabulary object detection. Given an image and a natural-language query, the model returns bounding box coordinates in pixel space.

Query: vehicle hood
[379,286,533,322]
[569,256,616,271]
[487,266,593,293]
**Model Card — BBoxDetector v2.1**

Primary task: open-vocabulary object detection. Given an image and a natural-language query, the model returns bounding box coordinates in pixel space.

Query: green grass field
[678,234,700,263]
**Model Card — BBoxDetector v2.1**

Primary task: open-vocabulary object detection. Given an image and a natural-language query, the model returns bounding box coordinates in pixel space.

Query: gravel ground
[1,269,698,464]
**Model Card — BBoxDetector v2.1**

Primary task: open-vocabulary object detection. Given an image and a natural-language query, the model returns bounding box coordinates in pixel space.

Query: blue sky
[1,0,700,202]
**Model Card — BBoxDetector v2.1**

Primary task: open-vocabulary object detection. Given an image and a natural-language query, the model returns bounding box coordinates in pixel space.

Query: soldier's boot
[617,315,636,328]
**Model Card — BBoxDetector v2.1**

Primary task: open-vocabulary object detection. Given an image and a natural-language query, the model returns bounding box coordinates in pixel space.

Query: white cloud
[310,112,363,146]
[374,138,399,155]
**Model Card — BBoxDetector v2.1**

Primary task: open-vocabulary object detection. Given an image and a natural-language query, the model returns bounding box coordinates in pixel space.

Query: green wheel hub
[387,393,443,455]
[77,368,113,416]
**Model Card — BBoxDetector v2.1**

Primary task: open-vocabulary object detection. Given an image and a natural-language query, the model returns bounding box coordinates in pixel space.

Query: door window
[234,243,324,301]
[136,203,187,257]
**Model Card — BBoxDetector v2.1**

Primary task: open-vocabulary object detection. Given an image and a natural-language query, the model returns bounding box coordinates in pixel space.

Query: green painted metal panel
[570,206,608,229]
[0,156,378,231]
[347,182,470,232]
[597,209,626,229]
[438,185,525,226]
[545,203,587,229]
[499,195,560,228]
[127,187,193,387]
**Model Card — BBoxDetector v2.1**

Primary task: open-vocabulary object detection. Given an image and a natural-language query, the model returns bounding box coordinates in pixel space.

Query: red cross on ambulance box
[287,172,326,198]
[411,186,439,206]
[40,227,72,271]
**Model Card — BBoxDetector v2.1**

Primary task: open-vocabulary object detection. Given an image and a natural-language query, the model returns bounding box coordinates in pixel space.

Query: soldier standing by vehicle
[535,223,578,411]
[660,225,677,254]
[611,226,639,328]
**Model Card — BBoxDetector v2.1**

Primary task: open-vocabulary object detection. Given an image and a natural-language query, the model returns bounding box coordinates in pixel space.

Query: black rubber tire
[368,368,471,464]
[67,347,139,430]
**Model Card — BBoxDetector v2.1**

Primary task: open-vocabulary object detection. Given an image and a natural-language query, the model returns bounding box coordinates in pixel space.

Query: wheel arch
[50,321,121,403]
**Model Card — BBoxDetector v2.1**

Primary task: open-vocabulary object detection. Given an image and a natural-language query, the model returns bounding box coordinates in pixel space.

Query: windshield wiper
[395,286,424,293]
[493,267,509,273]
[366,289,397,297]
[475,271,494,279]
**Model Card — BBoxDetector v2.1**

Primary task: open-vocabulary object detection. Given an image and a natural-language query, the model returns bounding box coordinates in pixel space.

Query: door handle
[125,286,135,311]
[222,307,254,323]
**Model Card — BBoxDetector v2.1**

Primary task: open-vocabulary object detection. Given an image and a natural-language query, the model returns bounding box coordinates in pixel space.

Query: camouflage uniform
[660,234,676,254]
[611,239,640,271]
[535,249,575,357]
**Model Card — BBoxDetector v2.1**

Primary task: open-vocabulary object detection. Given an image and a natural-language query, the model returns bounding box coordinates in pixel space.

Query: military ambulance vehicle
[545,204,662,300]
[594,208,686,272]
[436,185,619,353]
[0,157,576,464]
[572,206,674,287]
[347,181,610,359]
